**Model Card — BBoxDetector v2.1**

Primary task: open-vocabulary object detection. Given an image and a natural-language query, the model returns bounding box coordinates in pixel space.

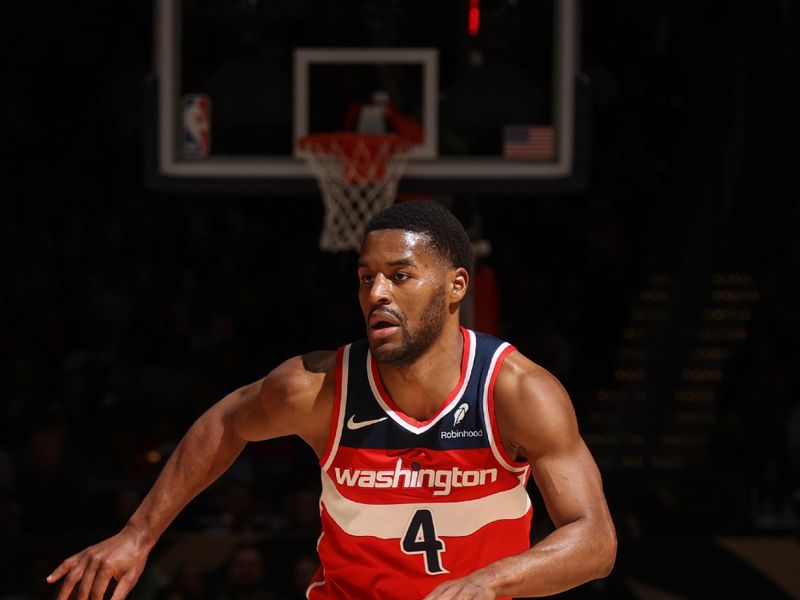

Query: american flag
[503,125,555,160]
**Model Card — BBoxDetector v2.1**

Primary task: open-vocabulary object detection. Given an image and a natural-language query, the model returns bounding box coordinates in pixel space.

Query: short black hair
[364,200,474,275]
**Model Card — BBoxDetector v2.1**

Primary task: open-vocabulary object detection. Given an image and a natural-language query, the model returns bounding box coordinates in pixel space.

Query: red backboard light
[468,0,480,36]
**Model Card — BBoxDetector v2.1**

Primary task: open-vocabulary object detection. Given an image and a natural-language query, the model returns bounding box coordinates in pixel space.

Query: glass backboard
[148,0,587,193]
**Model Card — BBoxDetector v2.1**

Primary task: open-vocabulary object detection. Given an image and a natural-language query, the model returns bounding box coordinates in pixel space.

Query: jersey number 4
[402,509,448,574]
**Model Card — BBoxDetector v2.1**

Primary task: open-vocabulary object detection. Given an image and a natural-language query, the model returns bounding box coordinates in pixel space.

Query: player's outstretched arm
[424,351,617,599]
[47,353,333,600]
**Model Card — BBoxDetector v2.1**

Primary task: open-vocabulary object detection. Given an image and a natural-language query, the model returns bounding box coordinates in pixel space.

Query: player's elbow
[592,522,617,578]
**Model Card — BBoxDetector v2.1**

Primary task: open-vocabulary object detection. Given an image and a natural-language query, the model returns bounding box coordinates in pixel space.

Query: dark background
[2,1,799,599]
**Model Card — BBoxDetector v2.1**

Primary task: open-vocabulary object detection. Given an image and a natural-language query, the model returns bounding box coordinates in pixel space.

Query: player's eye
[393,272,410,282]
[360,273,374,285]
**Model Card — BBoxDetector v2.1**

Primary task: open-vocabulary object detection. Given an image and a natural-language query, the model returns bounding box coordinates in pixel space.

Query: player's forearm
[124,403,247,549]
[473,517,617,598]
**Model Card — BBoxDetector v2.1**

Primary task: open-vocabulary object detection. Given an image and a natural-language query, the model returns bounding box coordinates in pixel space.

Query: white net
[298,134,411,252]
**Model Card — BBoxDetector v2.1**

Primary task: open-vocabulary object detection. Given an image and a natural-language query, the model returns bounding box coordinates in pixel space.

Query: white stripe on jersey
[482,343,531,478]
[321,344,351,472]
[319,470,530,539]
[305,579,326,598]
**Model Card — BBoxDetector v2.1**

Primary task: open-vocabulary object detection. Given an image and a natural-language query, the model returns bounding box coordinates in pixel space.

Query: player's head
[358,201,472,366]
[365,200,474,276]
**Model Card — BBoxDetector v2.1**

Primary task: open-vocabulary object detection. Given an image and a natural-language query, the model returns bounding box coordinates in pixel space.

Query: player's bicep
[227,353,333,445]
[220,361,301,442]
[496,353,608,526]
[215,378,279,442]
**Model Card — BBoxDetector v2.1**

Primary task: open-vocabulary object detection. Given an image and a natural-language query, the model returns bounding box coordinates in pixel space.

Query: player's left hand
[421,576,496,600]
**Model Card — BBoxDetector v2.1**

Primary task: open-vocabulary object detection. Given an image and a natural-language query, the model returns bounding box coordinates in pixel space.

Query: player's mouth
[369,311,401,340]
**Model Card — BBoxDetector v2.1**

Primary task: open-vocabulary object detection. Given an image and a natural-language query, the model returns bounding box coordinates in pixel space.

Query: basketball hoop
[298,133,412,252]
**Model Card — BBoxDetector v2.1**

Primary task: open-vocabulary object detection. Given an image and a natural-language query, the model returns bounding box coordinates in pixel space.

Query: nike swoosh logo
[346,415,389,430]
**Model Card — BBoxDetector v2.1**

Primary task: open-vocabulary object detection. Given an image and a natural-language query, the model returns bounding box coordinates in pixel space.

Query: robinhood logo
[333,459,497,496]
[453,402,469,426]
[442,403,483,440]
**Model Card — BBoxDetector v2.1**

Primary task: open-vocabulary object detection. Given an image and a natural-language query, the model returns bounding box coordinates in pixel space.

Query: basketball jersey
[307,327,533,600]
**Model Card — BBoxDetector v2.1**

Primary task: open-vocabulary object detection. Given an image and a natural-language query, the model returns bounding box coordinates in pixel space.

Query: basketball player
[47,202,616,599]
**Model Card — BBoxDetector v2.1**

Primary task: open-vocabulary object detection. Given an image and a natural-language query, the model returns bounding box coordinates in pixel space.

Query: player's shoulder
[255,349,338,447]
[491,346,583,457]
[495,347,574,418]
[498,348,557,383]
[470,329,559,390]
[263,350,337,400]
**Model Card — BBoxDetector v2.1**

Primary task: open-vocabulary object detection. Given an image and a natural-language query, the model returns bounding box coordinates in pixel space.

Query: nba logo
[182,94,211,158]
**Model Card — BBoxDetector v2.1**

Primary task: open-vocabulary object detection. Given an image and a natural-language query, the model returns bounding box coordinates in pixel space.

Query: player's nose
[369,273,393,305]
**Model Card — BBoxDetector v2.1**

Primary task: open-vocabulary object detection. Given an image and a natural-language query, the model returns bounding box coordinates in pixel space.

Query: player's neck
[376,324,464,421]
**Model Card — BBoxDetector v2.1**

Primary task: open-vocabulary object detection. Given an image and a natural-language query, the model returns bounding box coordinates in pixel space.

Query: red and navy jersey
[307,327,533,600]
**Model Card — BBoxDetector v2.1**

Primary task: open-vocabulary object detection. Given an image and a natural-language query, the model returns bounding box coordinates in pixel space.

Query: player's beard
[371,284,447,368]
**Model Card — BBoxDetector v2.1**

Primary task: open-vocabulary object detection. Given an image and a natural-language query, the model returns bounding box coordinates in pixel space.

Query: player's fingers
[47,556,78,583]
[75,560,100,600]
[466,586,493,600]
[426,585,478,600]
[55,564,87,600]
[108,570,139,600]
[469,586,494,600]
[89,566,114,600]
[421,583,451,600]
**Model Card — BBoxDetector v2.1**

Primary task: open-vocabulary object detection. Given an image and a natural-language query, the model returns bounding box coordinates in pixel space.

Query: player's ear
[450,267,469,303]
